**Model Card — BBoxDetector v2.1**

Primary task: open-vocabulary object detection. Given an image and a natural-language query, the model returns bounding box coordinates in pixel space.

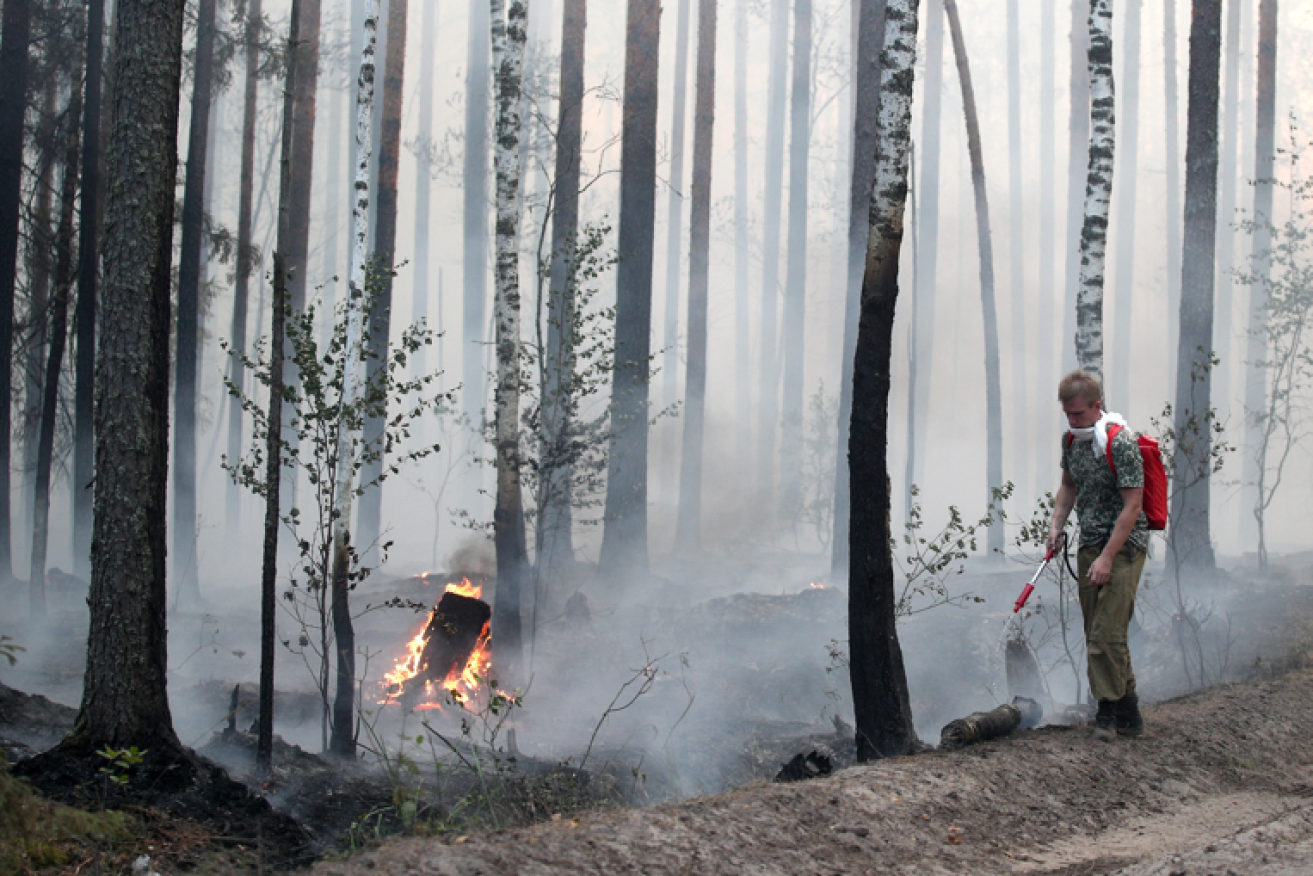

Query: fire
[382,577,490,710]
[808,581,829,590]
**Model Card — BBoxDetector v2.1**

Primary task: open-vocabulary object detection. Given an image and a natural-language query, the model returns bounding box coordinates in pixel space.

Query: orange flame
[381,577,490,709]
[808,581,829,590]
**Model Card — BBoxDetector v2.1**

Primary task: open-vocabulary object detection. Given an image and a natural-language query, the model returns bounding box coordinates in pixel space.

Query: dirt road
[311,666,1313,875]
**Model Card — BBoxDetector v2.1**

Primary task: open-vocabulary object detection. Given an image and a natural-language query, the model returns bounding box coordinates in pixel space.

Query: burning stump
[417,591,491,689]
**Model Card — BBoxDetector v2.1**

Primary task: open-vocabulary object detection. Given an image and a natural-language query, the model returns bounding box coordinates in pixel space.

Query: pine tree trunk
[755,0,789,507]
[411,0,437,419]
[229,0,261,542]
[539,0,586,569]
[598,0,659,579]
[1062,0,1091,374]
[0,0,33,584]
[779,0,811,518]
[831,0,884,579]
[328,0,380,758]
[1006,0,1026,486]
[1170,0,1222,574]
[1211,0,1243,418]
[1110,0,1141,414]
[70,0,186,752]
[73,0,105,584]
[1036,0,1057,493]
[30,75,82,620]
[673,0,715,551]
[1164,0,1183,377]
[944,0,1003,553]
[849,0,919,763]
[357,0,408,567]
[173,0,218,609]
[23,81,55,559]
[660,0,690,407]
[1240,0,1276,552]
[490,0,530,681]
[733,0,749,460]
[463,0,491,420]
[1074,0,1115,381]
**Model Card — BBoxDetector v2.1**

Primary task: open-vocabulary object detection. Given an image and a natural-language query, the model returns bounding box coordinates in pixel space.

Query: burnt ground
[311,667,1313,876]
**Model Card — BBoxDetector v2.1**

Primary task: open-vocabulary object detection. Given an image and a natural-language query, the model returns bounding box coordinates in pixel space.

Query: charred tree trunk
[173,0,218,609]
[673,0,715,551]
[73,0,106,583]
[228,0,262,542]
[539,0,586,569]
[490,0,530,680]
[1240,0,1276,550]
[944,0,1003,553]
[0,0,33,585]
[68,0,187,752]
[23,82,55,558]
[779,0,811,517]
[1110,0,1141,414]
[1164,0,1183,376]
[1074,0,1115,381]
[259,0,302,774]
[849,0,920,763]
[832,0,884,579]
[357,0,408,567]
[598,0,659,579]
[328,0,381,759]
[30,76,82,620]
[1170,0,1222,574]
[1062,0,1091,373]
[661,0,690,407]
[463,0,491,420]
[755,0,789,507]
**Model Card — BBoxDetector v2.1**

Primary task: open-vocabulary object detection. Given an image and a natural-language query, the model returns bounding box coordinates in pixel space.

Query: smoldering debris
[774,750,834,782]
[939,703,1024,750]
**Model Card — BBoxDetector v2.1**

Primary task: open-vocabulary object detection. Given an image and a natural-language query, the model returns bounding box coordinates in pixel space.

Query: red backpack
[1066,425,1168,530]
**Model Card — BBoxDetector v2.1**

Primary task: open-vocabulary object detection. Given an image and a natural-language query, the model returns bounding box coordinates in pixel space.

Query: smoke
[447,536,495,575]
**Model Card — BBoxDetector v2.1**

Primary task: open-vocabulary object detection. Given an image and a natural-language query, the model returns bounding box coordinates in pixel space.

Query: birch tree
[490,0,531,680]
[328,0,379,757]
[944,0,1003,554]
[848,0,920,762]
[1062,0,1091,372]
[1074,0,1115,381]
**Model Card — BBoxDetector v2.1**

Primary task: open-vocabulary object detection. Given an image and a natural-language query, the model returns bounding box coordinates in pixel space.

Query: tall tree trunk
[755,0,788,507]
[1169,0,1222,574]
[539,0,586,569]
[1164,0,1183,377]
[779,0,811,518]
[23,81,55,560]
[0,0,33,585]
[30,75,82,620]
[849,0,919,763]
[1036,0,1057,492]
[73,0,105,584]
[357,0,408,567]
[1006,0,1026,488]
[1074,0,1116,381]
[68,0,186,752]
[660,0,690,408]
[944,0,1003,554]
[1240,0,1276,551]
[411,0,436,424]
[832,0,884,579]
[463,0,491,420]
[490,0,530,681]
[328,0,380,758]
[904,0,938,521]
[229,0,262,542]
[1211,0,1243,416]
[673,0,715,551]
[1062,0,1091,373]
[733,0,749,461]
[173,0,218,609]
[259,0,301,775]
[598,0,659,579]
[1110,0,1141,413]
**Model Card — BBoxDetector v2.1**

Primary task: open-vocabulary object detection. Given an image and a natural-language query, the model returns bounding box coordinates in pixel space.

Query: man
[1047,370,1148,741]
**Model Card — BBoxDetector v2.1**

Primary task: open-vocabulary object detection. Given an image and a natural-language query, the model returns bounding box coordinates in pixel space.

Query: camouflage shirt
[1060,427,1150,553]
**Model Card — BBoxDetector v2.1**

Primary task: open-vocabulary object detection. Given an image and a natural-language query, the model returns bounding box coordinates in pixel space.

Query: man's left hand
[1087,554,1113,586]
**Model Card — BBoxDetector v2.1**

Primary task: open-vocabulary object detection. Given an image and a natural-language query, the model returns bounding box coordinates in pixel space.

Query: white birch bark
[1074,0,1115,381]
[331,0,379,565]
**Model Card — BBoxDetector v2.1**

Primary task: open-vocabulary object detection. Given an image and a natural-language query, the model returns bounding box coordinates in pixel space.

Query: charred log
[939,703,1023,750]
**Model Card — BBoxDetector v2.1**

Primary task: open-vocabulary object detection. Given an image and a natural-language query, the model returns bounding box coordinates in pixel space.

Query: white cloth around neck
[1067,410,1127,458]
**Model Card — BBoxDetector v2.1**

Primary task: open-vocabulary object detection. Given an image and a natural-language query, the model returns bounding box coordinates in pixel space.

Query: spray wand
[1012,532,1066,613]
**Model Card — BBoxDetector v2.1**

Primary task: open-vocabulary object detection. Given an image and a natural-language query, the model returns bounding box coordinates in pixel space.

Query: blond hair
[1058,370,1103,405]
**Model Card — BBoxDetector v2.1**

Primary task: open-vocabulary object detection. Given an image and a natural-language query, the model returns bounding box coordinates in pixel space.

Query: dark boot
[1115,694,1143,737]
[1091,699,1116,742]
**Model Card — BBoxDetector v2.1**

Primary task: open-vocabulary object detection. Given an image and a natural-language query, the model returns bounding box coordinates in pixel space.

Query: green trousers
[1077,543,1147,702]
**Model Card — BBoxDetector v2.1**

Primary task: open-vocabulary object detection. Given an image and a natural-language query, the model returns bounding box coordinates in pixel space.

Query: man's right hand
[1046,529,1064,556]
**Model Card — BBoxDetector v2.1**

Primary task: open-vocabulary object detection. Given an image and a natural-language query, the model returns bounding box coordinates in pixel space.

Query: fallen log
[939,703,1024,750]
